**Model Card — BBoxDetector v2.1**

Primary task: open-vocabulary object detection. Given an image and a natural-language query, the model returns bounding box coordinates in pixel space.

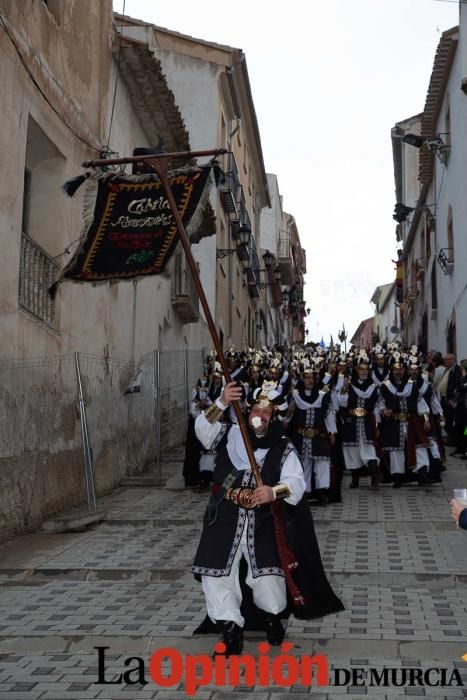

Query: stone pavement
[0,449,466,699]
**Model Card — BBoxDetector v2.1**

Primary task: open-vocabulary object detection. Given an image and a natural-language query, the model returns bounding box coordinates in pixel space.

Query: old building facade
[391,14,467,357]
[0,1,214,362]
[0,2,308,539]
[259,174,306,347]
[115,15,269,349]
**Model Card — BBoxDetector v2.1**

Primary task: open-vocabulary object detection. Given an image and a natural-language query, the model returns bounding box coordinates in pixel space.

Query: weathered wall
[0,2,211,540]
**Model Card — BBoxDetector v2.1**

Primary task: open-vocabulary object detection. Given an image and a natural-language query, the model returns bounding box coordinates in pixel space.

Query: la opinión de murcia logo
[94,645,464,697]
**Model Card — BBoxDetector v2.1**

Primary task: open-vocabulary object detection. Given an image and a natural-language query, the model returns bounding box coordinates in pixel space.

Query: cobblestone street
[0,450,466,699]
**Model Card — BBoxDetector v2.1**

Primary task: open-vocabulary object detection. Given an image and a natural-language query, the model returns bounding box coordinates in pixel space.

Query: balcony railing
[239,190,252,234]
[18,233,58,328]
[231,186,252,241]
[219,152,239,214]
[277,229,294,285]
[242,235,260,299]
[278,230,291,260]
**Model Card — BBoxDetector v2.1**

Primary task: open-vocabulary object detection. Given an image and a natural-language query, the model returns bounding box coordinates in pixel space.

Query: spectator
[430,352,445,393]
[458,360,467,460]
[438,354,462,451]
[451,499,467,530]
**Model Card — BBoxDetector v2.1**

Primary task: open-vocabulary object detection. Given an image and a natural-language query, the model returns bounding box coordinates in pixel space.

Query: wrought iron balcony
[242,235,261,299]
[277,229,294,285]
[219,152,239,214]
[231,185,252,240]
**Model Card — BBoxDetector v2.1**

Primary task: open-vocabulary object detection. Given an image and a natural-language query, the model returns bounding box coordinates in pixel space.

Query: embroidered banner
[62,166,212,282]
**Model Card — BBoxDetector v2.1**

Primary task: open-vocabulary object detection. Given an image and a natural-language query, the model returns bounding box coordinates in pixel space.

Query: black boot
[367,460,380,489]
[392,474,403,489]
[315,489,329,506]
[416,467,433,486]
[215,620,243,656]
[263,611,285,646]
[428,457,443,483]
[349,472,360,489]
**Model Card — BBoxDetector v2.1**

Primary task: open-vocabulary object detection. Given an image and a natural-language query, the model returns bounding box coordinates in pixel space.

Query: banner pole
[82,148,228,169]
[148,156,262,486]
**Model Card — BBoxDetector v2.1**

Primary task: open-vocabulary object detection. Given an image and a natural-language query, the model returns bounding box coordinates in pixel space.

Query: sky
[113,0,459,344]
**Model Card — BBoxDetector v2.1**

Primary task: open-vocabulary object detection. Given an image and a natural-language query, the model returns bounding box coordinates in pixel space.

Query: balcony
[171,249,199,324]
[231,186,252,241]
[277,230,294,285]
[219,152,239,214]
[287,288,305,328]
[243,235,261,299]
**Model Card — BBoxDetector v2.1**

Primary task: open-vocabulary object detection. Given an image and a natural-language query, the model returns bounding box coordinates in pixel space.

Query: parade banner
[60,166,212,283]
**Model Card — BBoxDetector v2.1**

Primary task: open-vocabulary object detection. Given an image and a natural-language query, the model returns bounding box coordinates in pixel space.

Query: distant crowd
[183,343,467,502]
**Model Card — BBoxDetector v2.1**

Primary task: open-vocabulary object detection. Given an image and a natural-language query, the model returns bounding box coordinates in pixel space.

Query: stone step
[42,510,107,533]
[119,476,166,487]
[1,567,466,587]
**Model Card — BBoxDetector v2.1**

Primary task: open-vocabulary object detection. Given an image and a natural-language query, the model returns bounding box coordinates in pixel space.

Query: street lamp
[403,132,449,165]
[216,228,251,258]
[262,250,275,269]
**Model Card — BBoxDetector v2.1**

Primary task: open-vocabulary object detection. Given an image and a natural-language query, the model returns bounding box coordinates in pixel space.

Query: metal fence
[0,348,205,539]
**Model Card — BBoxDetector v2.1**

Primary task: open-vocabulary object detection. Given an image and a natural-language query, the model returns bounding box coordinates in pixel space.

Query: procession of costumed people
[183,341,466,653]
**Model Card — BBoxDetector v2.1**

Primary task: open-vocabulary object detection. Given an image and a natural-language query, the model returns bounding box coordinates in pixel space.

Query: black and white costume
[379,378,430,475]
[289,386,337,492]
[191,400,344,629]
[337,379,379,471]
[192,404,305,627]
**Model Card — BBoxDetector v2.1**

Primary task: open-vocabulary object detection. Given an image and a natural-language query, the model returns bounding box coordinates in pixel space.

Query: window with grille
[18,117,65,328]
[19,233,58,327]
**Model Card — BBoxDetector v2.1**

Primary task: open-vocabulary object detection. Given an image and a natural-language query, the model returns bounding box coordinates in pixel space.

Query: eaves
[419,28,458,185]
[112,37,190,152]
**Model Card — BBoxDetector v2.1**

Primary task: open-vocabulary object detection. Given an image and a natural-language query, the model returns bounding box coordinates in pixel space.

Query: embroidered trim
[191,505,247,578]
[192,442,293,579]
[246,508,284,579]
[211,424,228,449]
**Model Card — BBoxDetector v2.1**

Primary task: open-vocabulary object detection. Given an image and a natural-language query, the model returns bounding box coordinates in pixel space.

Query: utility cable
[106,0,126,150]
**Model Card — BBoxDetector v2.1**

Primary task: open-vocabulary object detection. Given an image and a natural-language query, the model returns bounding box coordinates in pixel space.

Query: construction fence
[0,348,205,540]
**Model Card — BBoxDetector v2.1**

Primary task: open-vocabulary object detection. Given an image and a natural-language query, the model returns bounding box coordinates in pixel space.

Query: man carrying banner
[191,381,344,656]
